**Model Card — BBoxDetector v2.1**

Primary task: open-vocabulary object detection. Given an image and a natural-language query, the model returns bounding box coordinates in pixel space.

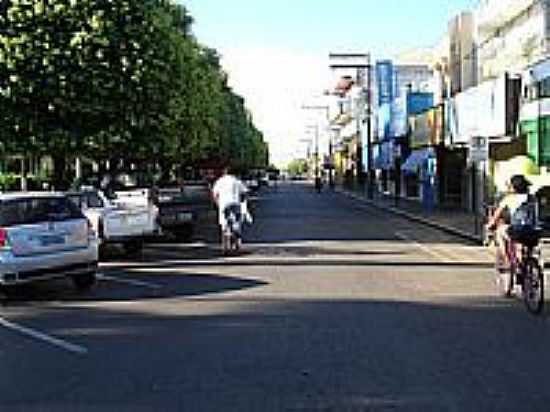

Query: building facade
[476,0,550,82]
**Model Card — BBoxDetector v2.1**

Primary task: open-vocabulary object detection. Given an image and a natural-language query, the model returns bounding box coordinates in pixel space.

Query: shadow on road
[106,258,494,270]
[2,294,550,411]
[0,272,268,305]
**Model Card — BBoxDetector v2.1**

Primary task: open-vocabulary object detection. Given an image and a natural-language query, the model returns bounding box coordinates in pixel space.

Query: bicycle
[494,225,545,315]
[221,204,242,256]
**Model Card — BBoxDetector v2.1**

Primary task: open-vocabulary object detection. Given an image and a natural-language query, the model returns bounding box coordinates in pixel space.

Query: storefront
[520,59,550,167]
[446,73,521,210]
[401,106,442,209]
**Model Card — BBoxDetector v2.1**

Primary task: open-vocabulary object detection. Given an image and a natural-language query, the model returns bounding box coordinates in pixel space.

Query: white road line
[0,317,88,355]
[394,231,456,263]
[98,274,163,290]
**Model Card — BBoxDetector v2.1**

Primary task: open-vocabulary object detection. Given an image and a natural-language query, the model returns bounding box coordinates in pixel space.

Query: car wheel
[0,285,19,301]
[123,239,144,255]
[173,225,194,242]
[72,272,97,292]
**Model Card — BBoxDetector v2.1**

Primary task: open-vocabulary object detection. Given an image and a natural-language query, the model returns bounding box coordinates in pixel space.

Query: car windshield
[0,196,84,227]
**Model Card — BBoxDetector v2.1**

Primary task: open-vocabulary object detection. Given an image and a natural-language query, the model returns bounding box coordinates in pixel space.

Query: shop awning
[401,148,434,175]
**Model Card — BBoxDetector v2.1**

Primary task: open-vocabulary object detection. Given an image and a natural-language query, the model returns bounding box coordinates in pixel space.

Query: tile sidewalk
[337,187,484,244]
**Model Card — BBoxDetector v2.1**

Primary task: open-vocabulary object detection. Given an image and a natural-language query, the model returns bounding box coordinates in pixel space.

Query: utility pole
[329,53,372,198]
[305,124,320,191]
[302,104,331,188]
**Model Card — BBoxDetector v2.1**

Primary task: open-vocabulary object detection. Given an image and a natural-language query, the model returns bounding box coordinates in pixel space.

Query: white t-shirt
[212,175,247,211]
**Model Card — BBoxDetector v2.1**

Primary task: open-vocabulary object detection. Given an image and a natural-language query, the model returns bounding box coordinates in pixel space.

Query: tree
[0,0,269,187]
[287,159,309,176]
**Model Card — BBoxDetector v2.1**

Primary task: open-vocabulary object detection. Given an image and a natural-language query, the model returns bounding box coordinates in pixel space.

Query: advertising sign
[447,75,509,145]
[376,60,394,106]
[377,103,392,140]
[410,107,443,149]
[410,112,430,149]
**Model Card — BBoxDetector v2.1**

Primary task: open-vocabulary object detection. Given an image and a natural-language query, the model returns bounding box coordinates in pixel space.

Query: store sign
[468,136,489,163]
[448,75,508,144]
[376,60,394,106]
[377,103,392,140]
[409,107,443,149]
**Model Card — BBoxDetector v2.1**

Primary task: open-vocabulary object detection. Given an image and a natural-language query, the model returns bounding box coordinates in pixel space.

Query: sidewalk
[338,187,483,244]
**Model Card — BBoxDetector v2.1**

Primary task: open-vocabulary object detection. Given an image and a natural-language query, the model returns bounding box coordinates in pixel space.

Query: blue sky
[182,0,479,166]
[184,0,478,57]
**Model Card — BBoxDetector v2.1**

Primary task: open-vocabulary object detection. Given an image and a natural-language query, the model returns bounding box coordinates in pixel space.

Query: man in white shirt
[212,167,249,232]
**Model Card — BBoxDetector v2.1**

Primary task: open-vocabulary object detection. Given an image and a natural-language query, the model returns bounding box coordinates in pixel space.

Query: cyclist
[487,174,536,269]
[212,166,249,242]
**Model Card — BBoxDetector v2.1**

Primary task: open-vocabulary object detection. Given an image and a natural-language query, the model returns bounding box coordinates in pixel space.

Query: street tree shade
[0,0,268,189]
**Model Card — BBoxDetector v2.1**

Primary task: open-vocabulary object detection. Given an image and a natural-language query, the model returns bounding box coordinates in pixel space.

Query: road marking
[0,317,88,355]
[98,274,163,290]
[394,231,456,263]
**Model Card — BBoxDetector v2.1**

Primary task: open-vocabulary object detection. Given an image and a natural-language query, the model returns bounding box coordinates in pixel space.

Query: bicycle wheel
[522,257,544,315]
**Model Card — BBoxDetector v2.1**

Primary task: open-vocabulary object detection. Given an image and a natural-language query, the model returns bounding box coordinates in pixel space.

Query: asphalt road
[1,182,550,412]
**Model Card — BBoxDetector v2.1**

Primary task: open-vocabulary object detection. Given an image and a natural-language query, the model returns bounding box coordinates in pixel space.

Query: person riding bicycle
[487,174,536,268]
[212,166,249,236]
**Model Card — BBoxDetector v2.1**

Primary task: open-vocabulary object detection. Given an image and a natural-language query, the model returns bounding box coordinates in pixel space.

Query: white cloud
[219,46,332,167]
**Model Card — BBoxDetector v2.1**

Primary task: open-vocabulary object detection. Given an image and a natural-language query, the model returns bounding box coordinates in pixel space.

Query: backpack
[510,195,537,228]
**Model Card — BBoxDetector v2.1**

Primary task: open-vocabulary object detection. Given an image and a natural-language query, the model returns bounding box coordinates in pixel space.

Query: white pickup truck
[67,189,158,254]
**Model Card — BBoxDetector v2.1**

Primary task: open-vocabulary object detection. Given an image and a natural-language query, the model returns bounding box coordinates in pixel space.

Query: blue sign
[376,60,394,106]
[407,92,433,115]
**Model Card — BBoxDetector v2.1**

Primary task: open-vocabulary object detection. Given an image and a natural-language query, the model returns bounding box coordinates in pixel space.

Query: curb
[338,190,483,245]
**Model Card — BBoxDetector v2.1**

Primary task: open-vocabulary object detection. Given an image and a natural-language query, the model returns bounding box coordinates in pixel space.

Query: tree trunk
[52,155,68,191]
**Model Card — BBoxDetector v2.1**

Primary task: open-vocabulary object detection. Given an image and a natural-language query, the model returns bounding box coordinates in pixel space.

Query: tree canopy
[0,0,268,188]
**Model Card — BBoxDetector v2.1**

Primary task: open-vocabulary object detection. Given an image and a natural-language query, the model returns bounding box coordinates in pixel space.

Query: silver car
[0,192,99,291]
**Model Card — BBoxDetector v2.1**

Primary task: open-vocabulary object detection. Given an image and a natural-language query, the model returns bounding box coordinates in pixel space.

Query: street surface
[1,182,550,411]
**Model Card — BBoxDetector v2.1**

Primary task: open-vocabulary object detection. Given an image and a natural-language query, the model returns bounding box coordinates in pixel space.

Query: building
[371,60,433,196]
[476,0,550,82]
[449,11,477,95]
[519,57,550,180]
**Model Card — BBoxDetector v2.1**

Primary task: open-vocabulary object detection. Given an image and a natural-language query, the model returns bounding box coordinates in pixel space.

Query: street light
[302,104,332,188]
[299,137,313,164]
[305,124,320,188]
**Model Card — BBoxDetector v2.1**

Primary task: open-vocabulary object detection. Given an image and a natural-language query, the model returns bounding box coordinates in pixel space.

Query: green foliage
[0,173,17,191]
[287,159,308,176]
[0,0,268,186]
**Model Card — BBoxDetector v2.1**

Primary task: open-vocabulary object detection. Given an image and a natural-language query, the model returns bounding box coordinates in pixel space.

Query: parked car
[68,188,158,254]
[0,192,99,291]
[153,181,213,241]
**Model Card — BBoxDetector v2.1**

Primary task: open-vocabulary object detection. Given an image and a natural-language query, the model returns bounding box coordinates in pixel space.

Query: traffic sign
[469,136,488,163]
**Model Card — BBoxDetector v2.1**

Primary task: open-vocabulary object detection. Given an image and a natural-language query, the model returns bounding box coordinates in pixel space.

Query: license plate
[177,213,193,222]
[41,235,65,246]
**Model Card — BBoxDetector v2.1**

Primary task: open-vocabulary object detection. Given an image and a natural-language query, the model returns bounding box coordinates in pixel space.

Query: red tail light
[0,228,9,248]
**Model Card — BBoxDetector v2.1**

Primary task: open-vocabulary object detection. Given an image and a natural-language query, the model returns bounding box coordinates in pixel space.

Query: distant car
[68,189,158,254]
[153,181,212,241]
[154,187,196,240]
[244,178,260,193]
[0,192,99,291]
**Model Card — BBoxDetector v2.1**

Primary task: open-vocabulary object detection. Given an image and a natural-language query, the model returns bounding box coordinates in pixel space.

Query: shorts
[219,203,241,229]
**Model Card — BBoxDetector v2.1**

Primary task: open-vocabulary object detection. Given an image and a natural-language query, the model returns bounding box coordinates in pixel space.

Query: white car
[68,189,158,254]
[0,192,99,291]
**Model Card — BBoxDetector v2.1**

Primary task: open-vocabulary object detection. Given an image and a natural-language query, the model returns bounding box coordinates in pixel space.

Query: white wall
[476,0,547,82]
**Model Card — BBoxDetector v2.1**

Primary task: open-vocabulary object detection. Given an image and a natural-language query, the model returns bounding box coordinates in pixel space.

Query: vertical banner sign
[376,60,394,106]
